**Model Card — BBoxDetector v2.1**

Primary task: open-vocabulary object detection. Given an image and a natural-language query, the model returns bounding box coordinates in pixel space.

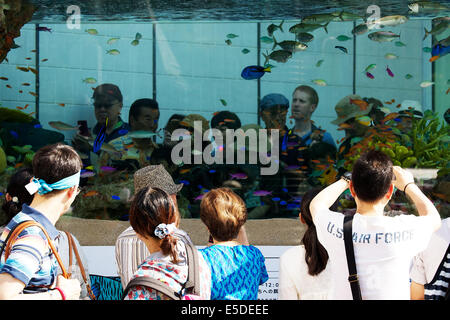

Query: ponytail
[160,234,180,264]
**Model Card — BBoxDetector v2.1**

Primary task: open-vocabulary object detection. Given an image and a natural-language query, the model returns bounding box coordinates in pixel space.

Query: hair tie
[12,196,19,203]
[154,223,177,239]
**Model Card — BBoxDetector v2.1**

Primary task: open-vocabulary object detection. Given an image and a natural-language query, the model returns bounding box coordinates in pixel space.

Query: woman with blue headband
[0,143,82,300]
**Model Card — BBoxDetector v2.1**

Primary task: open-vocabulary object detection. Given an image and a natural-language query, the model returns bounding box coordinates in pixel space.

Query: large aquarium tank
[0,0,449,222]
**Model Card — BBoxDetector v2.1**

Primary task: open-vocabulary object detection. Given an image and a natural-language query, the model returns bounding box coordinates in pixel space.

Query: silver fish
[267,20,284,37]
[352,23,369,35]
[289,22,329,34]
[302,13,340,24]
[409,2,449,14]
[127,130,161,139]
[48,121,79,131]
[367,15,408,29]
[295,32,314,43]
[262,50,292,65]
[423,20,449,40]
[368,31,400,42]
[335,11,364,21]
[272,36,308,52]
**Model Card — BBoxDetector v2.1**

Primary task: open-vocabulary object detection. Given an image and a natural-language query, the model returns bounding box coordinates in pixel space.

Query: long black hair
[301,187,329,276]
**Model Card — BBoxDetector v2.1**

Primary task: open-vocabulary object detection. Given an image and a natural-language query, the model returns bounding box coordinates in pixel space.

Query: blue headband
[26,171,81,195]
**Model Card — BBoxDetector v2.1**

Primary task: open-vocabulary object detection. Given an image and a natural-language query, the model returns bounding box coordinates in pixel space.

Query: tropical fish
[311,79,327,86]
[385,53,398,59]
[58,103,65,107]
[83,190,99,198]
[225,39,232,45]
[405,74,413,79]
[241,48,250,54]
[272,197,281,202]
[395,41,406,47]
[429,37,450,62]
[93,119,107,153]
[420,81,434,88]
[0,77,8,80]
[28,67,38,75]
[284,165,300,171]
[220,99,227,106]
[289,22,329,34]
[267,20,284,37]
[37,26,52,32]
[229,173,248,179]
[272,36,307,52]
[367,15,408,29]
[336,11,364,21]
[423,47,432,53]
[16,66,29,72]
[194,194,205,201]
[48,121,79,131]
[408,2,449,14]
[131,39,139,46]
[262,50,292,64]
[423,21,449,40]
[365,64,376,72]
[106,49,120,55]
[355,116,372,126]
[316,59,324,67]
[41,58,48,62]
[336,35,352,41]
[253,190,272,196]
[335,46,348,54]
[226,33,239,39]
[85,29,98,35]
[366,72,375,79]
[11,145,32,153]
[368,31,400,42]
[128,130,161,139]
[352,23,368,35]
[29,91,38,97]
[5,84,11,89]
[80,171,95,178]
[135,32,142,40]
[107,37,120,45]
[386,65,394,77]
[83,77,97,84]
[350,98,369,111]
[295,32,314,43]
[260,36,274,44]
[100,166,117,172]
[111,195,120,200]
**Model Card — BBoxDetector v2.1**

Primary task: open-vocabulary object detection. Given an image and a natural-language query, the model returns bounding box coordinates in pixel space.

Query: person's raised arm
[309,178,349,221]
[392,166,441,231]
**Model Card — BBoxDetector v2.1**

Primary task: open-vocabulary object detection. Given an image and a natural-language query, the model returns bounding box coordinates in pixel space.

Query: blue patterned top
[199,245,268,300]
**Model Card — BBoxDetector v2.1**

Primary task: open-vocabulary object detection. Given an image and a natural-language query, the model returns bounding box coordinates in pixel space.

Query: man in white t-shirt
[309,150,441,300]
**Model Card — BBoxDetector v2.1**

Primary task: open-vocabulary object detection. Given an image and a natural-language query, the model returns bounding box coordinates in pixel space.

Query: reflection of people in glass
[72,83,130,156]
[163,114,185,148]
[332,94,373,163]
[285,85,336,187]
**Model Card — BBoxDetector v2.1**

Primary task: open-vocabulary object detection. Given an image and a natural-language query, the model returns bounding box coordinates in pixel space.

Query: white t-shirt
[313,210,435,300]
[278,245,334,300]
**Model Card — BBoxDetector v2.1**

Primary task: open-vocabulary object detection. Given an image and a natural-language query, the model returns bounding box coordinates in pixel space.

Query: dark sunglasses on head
[94,102,120,109]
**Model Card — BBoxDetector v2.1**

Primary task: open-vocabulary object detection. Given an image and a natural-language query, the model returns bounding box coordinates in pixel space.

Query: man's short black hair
[129,98,159,120]
[352,149,393,203]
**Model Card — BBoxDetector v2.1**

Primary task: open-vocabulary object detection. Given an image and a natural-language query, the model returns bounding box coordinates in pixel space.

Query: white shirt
[278,245,333,300]
[313,210,435,300]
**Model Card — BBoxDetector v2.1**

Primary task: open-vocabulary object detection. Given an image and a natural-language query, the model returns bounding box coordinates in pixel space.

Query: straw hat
[331,94,373,125]
[133,164,183,195]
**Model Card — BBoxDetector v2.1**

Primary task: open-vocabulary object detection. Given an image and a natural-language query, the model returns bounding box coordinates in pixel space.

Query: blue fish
[209,169,216,173]
[241,65,271,80]
[282,188,288,193]
[430,43,450,62]
[10,130,19,139]
[280,201,287,205]
[93,118,108,153]
[111,195,120,200]
[34,124,42,129]
[272,197,281,202]
[179,180,190,185]
[118,129,129,135]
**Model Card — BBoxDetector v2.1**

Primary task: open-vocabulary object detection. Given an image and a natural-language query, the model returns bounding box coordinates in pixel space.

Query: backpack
[121,231,202,300]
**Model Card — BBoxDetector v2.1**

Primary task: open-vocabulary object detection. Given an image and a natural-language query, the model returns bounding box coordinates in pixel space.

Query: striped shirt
[115,226,151,288]
[0,205,60,293]
[424,245,450,300]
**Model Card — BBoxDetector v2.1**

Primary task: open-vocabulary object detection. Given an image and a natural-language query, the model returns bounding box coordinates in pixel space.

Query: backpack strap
[343,214,362,300]
[121,276,180,300]
[1,220,69,279]
[179,234,200,296]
